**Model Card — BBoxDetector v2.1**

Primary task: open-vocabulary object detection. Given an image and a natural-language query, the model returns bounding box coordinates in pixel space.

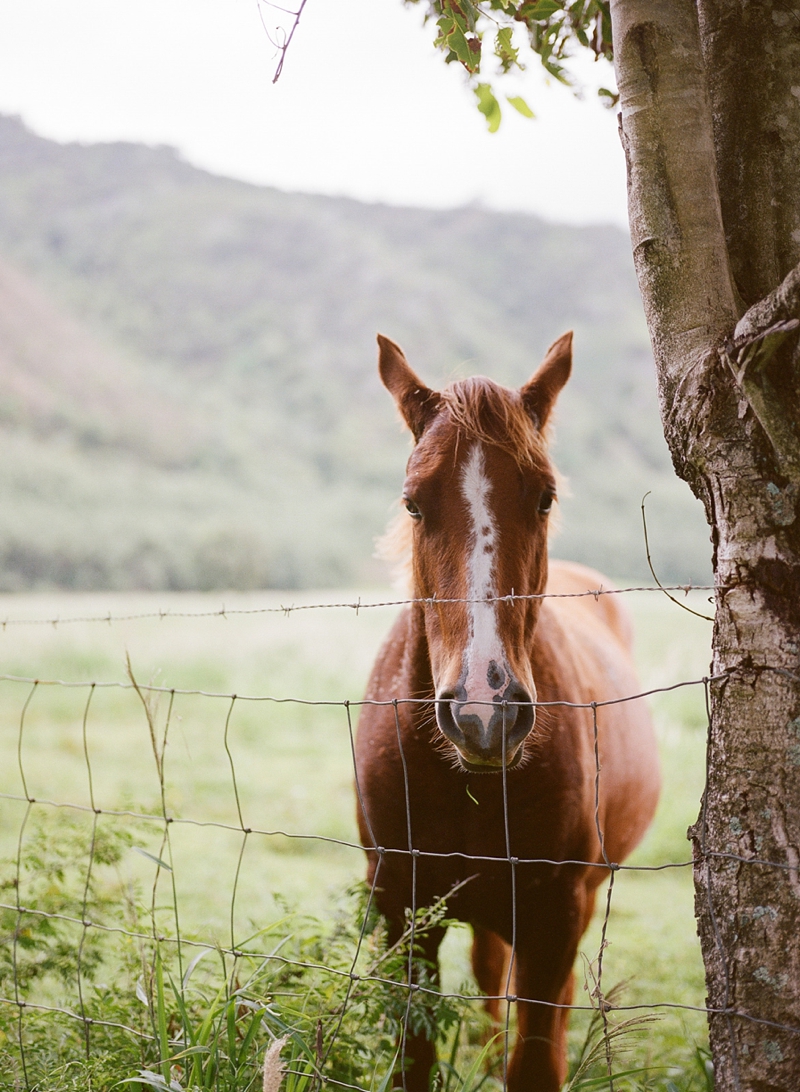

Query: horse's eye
[404,497,422,521]
[538,489,555,515]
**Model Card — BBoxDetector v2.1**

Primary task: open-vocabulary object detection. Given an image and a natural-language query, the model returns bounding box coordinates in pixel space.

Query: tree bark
[697,0,800,308]
[611,2,800,1088]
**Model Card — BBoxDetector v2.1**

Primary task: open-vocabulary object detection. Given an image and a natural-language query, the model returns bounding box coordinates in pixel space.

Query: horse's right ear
[520,331,573,431]
[377,334,441,441]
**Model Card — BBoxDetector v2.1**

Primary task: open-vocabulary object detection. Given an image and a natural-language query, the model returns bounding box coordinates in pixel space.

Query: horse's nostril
[495,683,535,747]
[435,691,468,748]
[433,677,536,769]
[498,684,533,717]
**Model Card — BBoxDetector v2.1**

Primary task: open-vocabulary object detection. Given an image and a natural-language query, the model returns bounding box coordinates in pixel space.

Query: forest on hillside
[0,115,710,590]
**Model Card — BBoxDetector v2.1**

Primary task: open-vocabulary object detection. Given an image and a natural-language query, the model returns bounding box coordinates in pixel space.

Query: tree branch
[722,260,800,480]
[258,0,309,84]
[731,260,800,352]
[611,0,740,414]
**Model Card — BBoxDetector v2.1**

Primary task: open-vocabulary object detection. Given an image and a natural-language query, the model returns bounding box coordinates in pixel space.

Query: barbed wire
[0,668,721,706]
[1,590,798,1091]
[0,583,719,629]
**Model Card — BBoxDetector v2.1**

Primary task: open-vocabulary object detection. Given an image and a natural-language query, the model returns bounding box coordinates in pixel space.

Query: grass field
[0,585,714,1089]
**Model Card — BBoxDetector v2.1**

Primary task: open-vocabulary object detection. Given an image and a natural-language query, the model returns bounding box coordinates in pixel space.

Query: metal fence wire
[0,586,798,1092]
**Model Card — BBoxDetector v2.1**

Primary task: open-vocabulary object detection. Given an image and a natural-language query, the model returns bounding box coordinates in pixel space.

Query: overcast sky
[0,0,629,226]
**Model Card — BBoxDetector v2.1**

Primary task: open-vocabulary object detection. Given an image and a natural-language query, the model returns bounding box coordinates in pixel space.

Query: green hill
[0,115,709,589]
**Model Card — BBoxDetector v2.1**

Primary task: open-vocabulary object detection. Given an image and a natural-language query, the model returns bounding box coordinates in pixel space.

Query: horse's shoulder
[544,559,634,652]
[536,561,640,704]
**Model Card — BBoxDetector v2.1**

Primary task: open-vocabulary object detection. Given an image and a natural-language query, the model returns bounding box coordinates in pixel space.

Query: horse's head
[378,332,572,773]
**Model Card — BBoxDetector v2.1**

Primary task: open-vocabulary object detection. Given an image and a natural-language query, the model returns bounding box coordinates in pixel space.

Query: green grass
[0,587,713,1089]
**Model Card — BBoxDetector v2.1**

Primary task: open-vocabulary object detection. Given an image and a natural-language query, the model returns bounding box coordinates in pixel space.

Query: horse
[354,332,661,1092]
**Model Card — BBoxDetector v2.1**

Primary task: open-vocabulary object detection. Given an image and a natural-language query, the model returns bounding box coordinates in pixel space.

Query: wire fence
[0,585,797,1092]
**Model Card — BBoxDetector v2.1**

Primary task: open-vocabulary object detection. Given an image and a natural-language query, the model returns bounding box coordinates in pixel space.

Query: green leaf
[572,1069,664,1089]
[527,0,561,20]
[494,26,519,71]
[434,15,456,50]
[237,1008,266,1062]
[459,1033,505,1092]
[181,946,211,990]
[132,846,172,872]
[542,55,568,81]
[458,0,480,32]
[447,24,481,70]
[600,4,613,55]
[371,1050,400,1092]
[598,86,619,108]
[115,1074,181,1091]
[194,981,229,1047]
[474,83,502,132]
[507,94,535,118]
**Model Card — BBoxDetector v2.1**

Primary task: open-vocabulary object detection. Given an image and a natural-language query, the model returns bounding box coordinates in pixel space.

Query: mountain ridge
[0,115,709,589]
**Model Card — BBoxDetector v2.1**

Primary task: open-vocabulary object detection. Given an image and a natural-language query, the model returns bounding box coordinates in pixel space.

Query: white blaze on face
[460,443,505,727]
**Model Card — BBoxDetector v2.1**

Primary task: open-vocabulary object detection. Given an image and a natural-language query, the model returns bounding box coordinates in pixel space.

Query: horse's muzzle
[435,682,535,772]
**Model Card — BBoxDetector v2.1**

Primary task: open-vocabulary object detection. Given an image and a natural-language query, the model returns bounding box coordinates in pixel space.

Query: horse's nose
[435,680,535,771]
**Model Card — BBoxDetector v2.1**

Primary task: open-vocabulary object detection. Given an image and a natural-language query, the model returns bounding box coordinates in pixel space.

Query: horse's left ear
[377,334,442,441]
[520,331,573,430]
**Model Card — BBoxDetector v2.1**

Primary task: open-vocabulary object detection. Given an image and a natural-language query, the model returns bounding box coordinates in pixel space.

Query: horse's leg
[471,927,510,1026]
[550,969,575,1082]
[387,919,446,1092]
[505,883,593,1092]
[549,884,598,1067]
[506,954,574,1092]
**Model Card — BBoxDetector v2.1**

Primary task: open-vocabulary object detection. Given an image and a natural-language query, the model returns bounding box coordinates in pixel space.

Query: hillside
[0,115,710,588]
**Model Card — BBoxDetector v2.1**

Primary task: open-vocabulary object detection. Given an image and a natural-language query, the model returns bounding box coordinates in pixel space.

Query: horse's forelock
[441,377,550,469]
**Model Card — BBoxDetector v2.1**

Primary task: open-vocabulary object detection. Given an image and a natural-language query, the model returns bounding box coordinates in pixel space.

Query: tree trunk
[611,2,800,1088]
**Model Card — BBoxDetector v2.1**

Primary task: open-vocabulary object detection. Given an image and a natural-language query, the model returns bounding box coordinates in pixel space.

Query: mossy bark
[611,1,800,1088]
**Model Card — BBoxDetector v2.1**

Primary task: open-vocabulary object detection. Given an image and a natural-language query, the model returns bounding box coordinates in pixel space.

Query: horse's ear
[377,334,441,441]
[520,331,573,430]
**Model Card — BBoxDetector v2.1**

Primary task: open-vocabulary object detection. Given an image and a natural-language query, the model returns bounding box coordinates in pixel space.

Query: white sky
[0,0,629,226]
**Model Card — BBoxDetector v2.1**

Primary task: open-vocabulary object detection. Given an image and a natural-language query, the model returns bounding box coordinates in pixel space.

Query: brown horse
[355,332,661,1092]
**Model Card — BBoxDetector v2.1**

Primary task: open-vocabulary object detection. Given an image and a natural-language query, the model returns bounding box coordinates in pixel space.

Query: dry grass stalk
[263,1035,288,1092]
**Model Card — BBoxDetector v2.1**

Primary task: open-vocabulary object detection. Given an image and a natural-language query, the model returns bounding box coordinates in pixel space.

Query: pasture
[0,585,713,1089]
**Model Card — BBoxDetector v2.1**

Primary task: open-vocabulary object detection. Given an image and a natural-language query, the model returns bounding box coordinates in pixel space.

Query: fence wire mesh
[0,586,797,1092]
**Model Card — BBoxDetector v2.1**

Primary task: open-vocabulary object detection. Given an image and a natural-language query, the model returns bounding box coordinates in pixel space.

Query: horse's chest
[408,787,575,936]
[407,771,580,884]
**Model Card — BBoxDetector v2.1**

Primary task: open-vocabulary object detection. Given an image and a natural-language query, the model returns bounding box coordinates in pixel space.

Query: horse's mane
[377,376,559,591]
[376,507,415,592]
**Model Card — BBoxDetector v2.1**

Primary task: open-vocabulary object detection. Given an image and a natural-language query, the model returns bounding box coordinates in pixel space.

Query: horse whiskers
[533,702,555,733]
[416,713,439,737]
[523,706,555,757]
[428,733,468,772]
